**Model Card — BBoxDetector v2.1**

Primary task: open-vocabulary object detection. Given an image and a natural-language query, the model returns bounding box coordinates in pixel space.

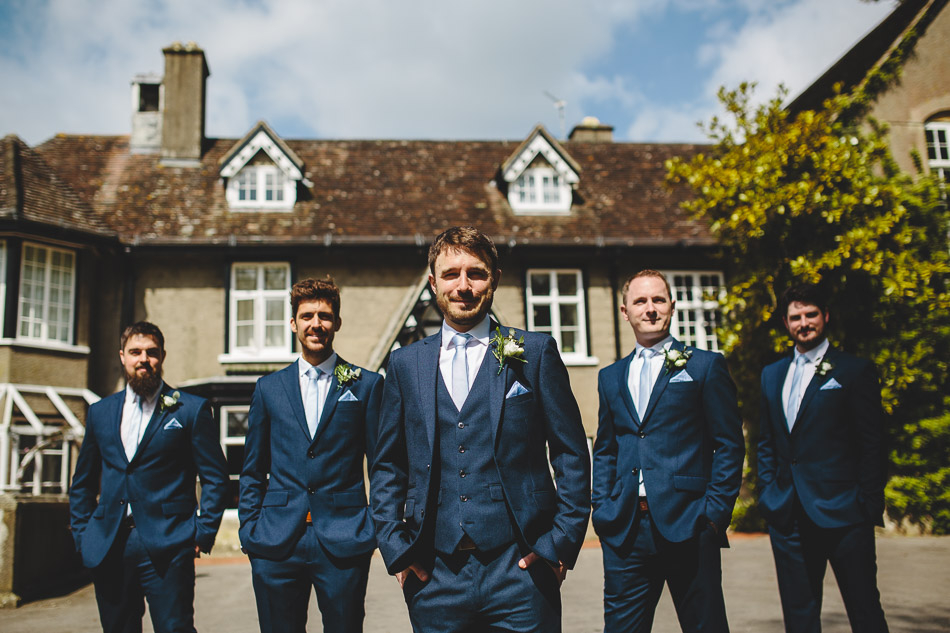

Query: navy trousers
[92,523,196,633]
[602,510,728,633]
[768,504,888,633]
[249,524,372,633]
[401,541,561,633]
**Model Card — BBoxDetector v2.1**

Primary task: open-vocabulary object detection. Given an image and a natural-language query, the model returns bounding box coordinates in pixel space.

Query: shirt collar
[298,352,338,377]
[441,316,491,351]
[793,338,829,364]
[125,381,164,405]
[635,335,673,357]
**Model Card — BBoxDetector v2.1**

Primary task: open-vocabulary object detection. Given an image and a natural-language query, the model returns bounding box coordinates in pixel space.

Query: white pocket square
[339,390,359,402]
[164,418,183,430]
[820,378,842,390]
[669,370,693,383]
[506,381,530,399]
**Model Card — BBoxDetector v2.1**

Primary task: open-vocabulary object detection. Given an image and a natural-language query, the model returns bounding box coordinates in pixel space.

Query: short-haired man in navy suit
[758,283,889,632]
[69,321,229,633]
[371,226,591,633]
[240,277,383,633]
[592,269,744,633]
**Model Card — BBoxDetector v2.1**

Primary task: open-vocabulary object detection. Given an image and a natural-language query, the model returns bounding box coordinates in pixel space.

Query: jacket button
[426,464,430,470]
[308,487,315,494]
[459,446,465,453]
[460,470,466,478]
[458,422,465,429]
[308,450,315,458]
[631,468,639,475]
[460,495,468,502]
[638,432,646,438]
[420,510,425,518]
[118,499,125,505]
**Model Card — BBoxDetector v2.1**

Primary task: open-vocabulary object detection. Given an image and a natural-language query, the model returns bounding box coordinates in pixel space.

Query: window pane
[237,299,255,321]
[561,330,577,353]
[559,305,578,327]
[557,273,578,296]
[265,298,284,321]
[533,305,552,328]
[227,410,249,438]
[263,266,287,290]
[265,325,284,347]
[530,273,551,297]
[235,267,258,291]
[236,324,254,348]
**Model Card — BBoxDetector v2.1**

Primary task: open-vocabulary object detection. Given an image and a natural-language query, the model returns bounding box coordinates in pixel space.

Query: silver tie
[306,366,321,438]
[638,347,657,418]
[451,333,472,409]
[786,355,807,430]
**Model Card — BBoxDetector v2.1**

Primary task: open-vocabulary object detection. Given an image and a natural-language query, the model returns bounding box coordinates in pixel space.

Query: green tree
[666,82,950,532]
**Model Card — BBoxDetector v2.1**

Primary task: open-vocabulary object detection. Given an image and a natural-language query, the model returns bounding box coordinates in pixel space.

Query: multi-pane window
[219,406,249,510]
[18,243,75,345]
[229,263,290,357]
[227,165,294,209]
[666,271,723,352]
[509,167,571,214]
[526,269,589,360]
[925,121,950,182]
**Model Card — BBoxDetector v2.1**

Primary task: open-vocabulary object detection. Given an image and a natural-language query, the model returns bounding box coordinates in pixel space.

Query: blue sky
[0,0,895,146]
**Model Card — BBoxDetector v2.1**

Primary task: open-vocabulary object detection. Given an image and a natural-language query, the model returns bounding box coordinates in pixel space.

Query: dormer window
[502,125,579,215]
[220,121,308,212]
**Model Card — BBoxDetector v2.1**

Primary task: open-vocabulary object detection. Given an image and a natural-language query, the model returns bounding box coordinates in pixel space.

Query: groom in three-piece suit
[69,321,229,633]
[240,277,383,633]
[757,283,889,633]
[371,226,591,633]
[592,269,744,633]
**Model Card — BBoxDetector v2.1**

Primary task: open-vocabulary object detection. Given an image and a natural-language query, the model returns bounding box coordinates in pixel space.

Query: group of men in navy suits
[69,225,890,633]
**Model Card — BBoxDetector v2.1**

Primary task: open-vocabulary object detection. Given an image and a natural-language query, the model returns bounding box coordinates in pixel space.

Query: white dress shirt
[298,352,337,437]
[626,335,673,497]
[782,338,830,418]
[438,317,491,395]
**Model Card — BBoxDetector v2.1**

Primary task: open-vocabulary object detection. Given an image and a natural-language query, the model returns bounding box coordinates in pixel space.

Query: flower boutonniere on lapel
[662,347,693,374]
[490,327,527,375]
[334,363,362,390]
[160,390,181,413]
[814,357,834,378]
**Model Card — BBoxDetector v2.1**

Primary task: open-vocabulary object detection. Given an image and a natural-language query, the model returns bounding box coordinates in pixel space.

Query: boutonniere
[814,357,834,377]
[160,390,181,412]
[334,363,362,390]
[490,327,527,375]
[662,347,692,374]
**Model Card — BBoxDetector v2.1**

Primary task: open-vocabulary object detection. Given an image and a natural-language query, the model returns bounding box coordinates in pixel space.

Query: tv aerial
[543,91,567,140]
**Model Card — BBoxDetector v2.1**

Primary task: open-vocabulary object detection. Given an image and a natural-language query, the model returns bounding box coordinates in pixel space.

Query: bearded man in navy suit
[758,283,889,633]
[592,269,744,633]
[371,226,591,633]
[69,321,229,633]
[240,277,383,633]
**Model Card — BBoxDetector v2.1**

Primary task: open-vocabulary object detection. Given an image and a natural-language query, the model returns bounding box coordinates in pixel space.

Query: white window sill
[0,338,90,355]
[218,352,297,365]
[226,205,294,213]
[561,354,600,367]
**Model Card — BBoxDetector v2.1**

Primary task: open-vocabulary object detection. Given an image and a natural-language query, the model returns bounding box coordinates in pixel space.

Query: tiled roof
[0,134,114,237]
[34,134,712,248]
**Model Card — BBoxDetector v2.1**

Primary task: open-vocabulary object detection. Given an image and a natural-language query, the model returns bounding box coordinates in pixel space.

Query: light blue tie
[786,355,807,430]
[638,347,657,418]
[305,366,321,438]
[451,333,472,409]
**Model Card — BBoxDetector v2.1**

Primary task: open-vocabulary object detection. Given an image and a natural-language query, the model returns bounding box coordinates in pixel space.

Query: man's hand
[518,551,567,586]
[395,562,429,588]
[194,544,202,558]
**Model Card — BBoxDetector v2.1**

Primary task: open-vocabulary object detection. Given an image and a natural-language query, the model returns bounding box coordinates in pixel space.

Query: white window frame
[225,164,296,210]
[16,242,76,346]
[221,262,294,363]
[925,121,950,182]
[0,241,6,329]
[220,405,249,515]
[526,269,597,365]
[664,271,723,352]
[508,166,572,215]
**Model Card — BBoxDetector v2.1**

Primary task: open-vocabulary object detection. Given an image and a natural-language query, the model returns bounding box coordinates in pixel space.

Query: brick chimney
[160,42,209,165]
[568,116,614,142]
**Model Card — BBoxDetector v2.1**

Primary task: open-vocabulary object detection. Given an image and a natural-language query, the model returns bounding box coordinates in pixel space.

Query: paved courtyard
[2,533,947,632]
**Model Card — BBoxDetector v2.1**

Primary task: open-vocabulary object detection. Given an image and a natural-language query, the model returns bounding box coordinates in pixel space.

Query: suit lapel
[772,356,793,436]
[130,385,171,463]
[110,391,130,466]
[279,364,312,440]
[417,333,441,451]
[487,328,506,446]
[311,358,345,446]
[617,351,640,426]
[793,346,837,431]
[640,339,681,427]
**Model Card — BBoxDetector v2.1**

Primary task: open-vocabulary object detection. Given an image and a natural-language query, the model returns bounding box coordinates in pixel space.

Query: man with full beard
[371,226,591,633]
[70,321,229,633]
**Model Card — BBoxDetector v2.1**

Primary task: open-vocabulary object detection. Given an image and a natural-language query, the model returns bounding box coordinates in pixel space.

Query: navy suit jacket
[592,340,744,548]
[757,346,887,531]
[69,384,229,568]
[239,358,383,560]
[370,326,591,575]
